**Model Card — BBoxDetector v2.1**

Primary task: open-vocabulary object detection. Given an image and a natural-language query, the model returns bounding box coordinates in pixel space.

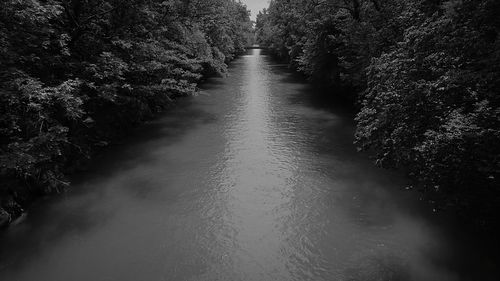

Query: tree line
[256,0,500,223]
[0,0,252,225]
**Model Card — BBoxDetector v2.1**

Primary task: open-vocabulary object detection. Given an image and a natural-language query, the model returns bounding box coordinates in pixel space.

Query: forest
[1,0,499,230]
[0,0,253,226]
[256,0,500,224]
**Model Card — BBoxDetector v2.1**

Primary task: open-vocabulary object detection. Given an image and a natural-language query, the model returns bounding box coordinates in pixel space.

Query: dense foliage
[0,0,252,224]
[257,0,500,218]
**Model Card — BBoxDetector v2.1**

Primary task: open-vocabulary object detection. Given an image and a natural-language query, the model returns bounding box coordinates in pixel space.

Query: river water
[0,49,497,281]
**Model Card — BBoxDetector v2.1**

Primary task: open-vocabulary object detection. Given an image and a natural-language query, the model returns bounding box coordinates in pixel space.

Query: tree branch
[80,6,119,25]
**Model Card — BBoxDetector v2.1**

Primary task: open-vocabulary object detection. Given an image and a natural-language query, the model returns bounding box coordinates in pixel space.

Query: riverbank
[256,1,500,230]
[0,0,254,228]
[0,55,251,229]
[0,96,171,227]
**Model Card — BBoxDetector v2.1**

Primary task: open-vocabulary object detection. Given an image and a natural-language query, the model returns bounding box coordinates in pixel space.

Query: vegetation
[257,0,500,221]
[0,0,253,225]
[1,0,498,228]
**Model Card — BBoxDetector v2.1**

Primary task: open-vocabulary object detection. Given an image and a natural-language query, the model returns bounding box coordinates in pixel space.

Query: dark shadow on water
[289,84,356,117]
[343,254,411,281]
[0,196,111,272]
[0,95,217,273]
[265,62,357,117]
[199,77,227,89]
[71,96,217,186]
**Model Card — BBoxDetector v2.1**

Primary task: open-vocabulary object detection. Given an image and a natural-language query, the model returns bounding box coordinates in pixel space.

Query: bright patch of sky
[242,0,270,21]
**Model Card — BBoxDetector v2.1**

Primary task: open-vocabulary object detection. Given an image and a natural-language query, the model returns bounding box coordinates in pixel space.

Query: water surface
[0,49,496,281]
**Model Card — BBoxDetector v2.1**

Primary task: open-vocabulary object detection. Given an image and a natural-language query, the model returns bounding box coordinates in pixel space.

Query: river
[0,49,497,281]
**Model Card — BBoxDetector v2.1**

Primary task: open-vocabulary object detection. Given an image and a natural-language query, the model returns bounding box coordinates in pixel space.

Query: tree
[0,0,252,221]
[258,0,500,220]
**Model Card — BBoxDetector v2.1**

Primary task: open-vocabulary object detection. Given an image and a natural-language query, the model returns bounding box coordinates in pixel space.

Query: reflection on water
[0,49,497,281]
